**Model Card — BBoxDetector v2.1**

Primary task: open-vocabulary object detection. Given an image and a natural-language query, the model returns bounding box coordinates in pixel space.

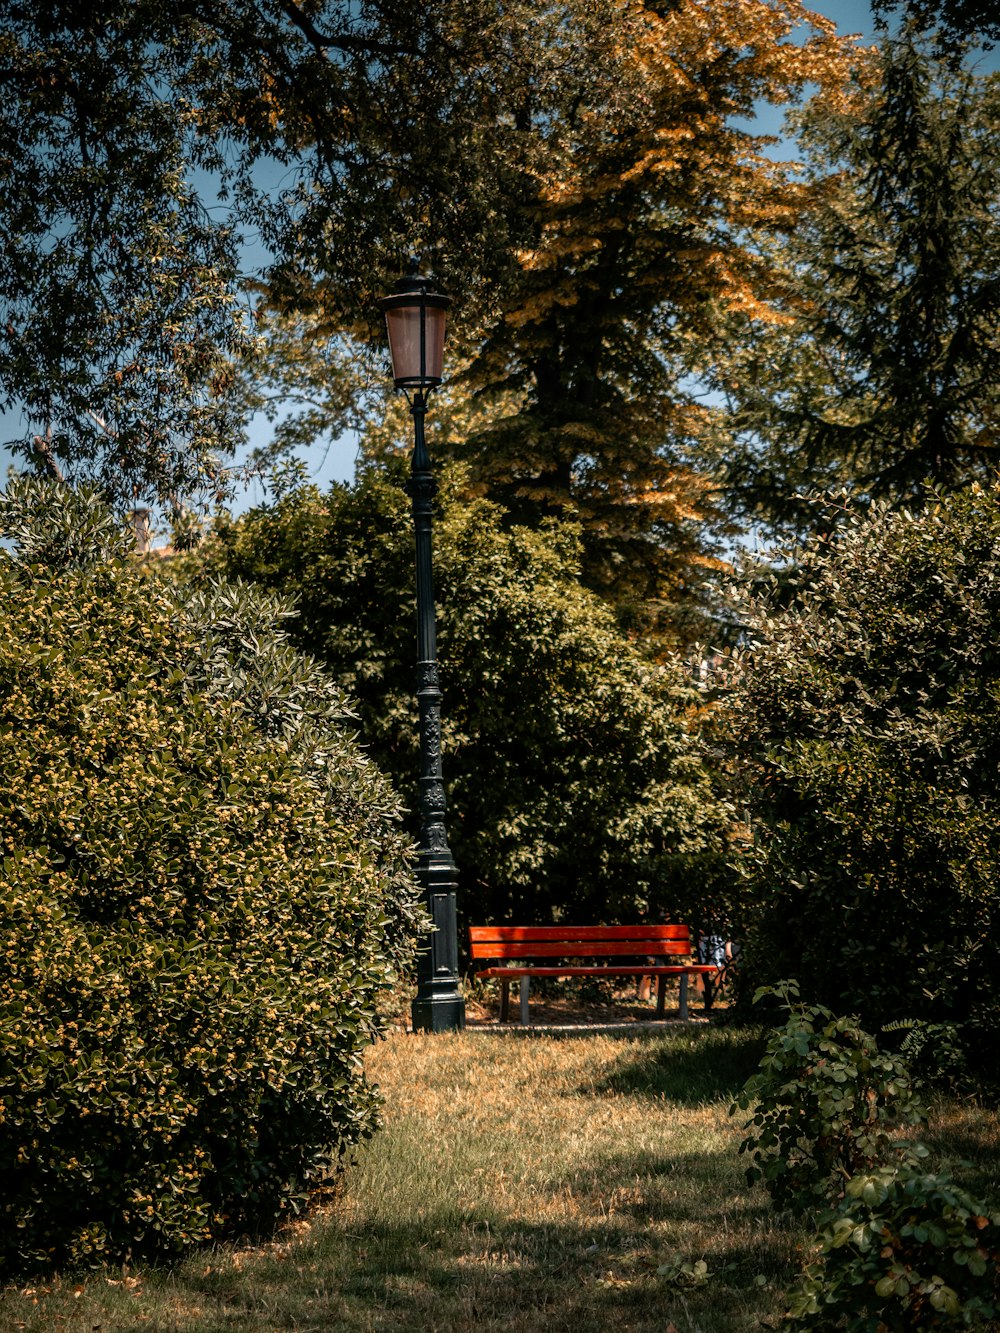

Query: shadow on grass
[921,1108,1000,1202]
[175,1203,800,1333]
[555,1143,772,1232]
[583,1026,767,1106]
[1,1125,799,1332]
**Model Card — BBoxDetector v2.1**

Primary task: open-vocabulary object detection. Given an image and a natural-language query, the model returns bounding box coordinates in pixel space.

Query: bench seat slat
[470,940,694,959]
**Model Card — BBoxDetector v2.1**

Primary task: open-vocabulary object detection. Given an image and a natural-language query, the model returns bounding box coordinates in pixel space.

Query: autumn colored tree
[431,0,854,640]
[713,32,1000,542]
[3,0,856,634]
[243,1,856,645]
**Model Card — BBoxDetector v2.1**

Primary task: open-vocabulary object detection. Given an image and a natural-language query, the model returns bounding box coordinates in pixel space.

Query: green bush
[0,478,422,1273]
[726,483,1000,1041]
[194,461,734,931]
[732,983,925,1215]
[788,1166,1000,1330]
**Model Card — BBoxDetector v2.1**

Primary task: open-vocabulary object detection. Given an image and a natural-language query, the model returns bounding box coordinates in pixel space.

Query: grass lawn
[1,1023,997,1332]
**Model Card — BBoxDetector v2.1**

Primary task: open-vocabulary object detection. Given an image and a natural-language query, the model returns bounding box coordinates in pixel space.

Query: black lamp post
[378,262,465,1033]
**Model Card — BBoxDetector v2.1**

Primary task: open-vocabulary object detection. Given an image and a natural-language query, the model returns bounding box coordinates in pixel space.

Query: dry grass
[0,1024,996,1333]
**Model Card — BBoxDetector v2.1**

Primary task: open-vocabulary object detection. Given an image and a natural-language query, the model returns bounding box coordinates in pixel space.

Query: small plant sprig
[731,981,926,1215]
[882,1019,970,1096]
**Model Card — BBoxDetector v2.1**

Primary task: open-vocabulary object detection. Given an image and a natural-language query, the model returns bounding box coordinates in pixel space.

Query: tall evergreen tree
[713,32,1000,541]
[871,0,1000,48]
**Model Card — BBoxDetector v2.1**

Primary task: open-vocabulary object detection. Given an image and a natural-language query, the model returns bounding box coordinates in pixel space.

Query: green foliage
[0,0,603,506]
[788,1166,1000,1330]
[732,983,925,1216]
[0,2,256,506]
[0,477,134,568]
[716,33,1000,541]
[725,482,1000,1044]
[871,0,1000,49]
[656,1255,710,1288]
[0,477,421,1274]
[736,986,999,1326]
[195,462,734,931]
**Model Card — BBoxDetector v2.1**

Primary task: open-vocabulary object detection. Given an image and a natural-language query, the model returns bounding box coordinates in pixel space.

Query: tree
[3,0,859,614]
[724,481,1000,1046]
[713,32,1000,542]
[195,462,735,932]
[872,0,1000,48]
[244,0,855,645]
[0,0,601,509]
[434,0,854,637]
[0,476,422,1272]
[1,2,249,507]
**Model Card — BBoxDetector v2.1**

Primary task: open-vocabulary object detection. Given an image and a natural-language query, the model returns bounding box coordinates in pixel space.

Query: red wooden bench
[468,924,720,1024]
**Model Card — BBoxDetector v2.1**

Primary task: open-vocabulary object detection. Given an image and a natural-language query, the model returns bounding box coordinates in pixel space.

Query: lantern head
[378,263,451,390]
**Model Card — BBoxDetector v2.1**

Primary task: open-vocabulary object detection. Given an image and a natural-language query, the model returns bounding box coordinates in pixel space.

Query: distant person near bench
[696,932,738,1006]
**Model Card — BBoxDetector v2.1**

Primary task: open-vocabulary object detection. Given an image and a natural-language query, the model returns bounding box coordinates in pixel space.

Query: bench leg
[679,973,689,1022]
[656,975,666,1019]
[500,979,510,1023]
[519,976,530,1025]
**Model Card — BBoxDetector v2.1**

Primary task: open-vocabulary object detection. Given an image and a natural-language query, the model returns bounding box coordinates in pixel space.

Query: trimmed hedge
[0,478,422,1273]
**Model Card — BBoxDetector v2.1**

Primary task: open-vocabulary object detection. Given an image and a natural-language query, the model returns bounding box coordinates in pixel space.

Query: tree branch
[275,0,421,59]
[33,425,66,483]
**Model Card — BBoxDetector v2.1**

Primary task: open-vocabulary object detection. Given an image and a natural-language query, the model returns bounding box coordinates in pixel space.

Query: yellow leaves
[514,233,604,271]
[619,147,684,184]
[722,287,796,325]
[505,281,580,329]
[502,0,862,350]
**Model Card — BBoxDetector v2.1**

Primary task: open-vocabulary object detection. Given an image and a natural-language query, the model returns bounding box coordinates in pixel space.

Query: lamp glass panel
[422,306,447,381]
[384,303,447,384]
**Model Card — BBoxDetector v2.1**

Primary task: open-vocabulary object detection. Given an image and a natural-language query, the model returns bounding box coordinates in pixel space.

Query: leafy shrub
[0,478,422,1273]
[194,462,735,931]
[726,483,1000,1043]
[732,983,925,1214]
[788,1166,1000,1330]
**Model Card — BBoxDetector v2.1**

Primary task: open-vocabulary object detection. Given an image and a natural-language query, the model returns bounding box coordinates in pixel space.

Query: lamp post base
[412,989,466,1033]
[410,878,465,1033]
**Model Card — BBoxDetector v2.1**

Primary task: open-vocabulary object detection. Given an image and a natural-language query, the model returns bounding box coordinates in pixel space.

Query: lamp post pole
[379,265,465,1034]
[407,390,465,1033]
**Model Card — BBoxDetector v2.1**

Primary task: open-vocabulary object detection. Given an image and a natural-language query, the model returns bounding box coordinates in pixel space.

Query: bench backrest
[469,924,694,961]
